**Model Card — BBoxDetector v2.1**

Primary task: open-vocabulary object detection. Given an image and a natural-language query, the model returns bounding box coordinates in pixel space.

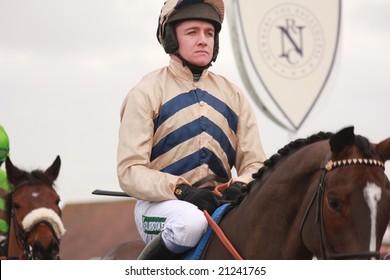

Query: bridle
[10,208,35,259]
[8,184,62,260]
[300,156,385,260]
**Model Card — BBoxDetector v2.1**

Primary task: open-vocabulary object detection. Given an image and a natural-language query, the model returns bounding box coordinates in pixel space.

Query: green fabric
[0,169,12,192]
[0,125,9,163]
[0,219,9,233]
[0,169,10,235]
[0,198,5,211]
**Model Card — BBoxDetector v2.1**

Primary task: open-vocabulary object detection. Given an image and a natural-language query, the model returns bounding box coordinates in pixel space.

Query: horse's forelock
[12,170,55,190]
[30,170,55,187]
[6,170,56,221]
[355,135,373,157]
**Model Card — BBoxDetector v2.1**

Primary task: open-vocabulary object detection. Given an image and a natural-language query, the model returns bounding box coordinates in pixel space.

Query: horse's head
[302,127,390,259]
[5,156,66,259]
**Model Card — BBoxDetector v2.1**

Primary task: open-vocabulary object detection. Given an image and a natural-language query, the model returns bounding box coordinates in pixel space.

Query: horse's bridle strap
[325,158,385,171]
[11,209,33,259]
[301,156,385,260]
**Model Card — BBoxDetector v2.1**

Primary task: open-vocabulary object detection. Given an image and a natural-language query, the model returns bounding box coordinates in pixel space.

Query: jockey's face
[174,20,215,67]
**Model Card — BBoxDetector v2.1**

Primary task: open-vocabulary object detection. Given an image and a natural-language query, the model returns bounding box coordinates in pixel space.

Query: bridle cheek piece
[300,157,385,260]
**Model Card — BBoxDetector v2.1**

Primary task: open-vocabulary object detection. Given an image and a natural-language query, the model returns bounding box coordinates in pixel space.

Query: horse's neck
[219,150,323,259]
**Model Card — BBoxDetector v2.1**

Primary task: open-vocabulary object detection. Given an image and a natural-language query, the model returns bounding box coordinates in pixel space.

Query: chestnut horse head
[5,156,66,259]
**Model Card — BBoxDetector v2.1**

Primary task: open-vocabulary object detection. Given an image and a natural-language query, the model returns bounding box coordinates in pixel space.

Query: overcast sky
[1,0,389,205]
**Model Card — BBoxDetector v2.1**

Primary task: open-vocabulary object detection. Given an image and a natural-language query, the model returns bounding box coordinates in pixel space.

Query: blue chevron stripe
[154,91,198,133]
[154,89,238,134]
[151,117,235,167]
[160,148,229,180]
[151,118,200,161]
[202,92,238,133]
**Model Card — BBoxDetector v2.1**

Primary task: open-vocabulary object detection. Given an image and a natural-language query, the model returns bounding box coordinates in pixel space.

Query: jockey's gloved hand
[222,182,246,201]
[174,185,221,214]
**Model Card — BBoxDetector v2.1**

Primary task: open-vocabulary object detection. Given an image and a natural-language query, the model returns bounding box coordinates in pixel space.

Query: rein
[203,210,243,260]
[8,184,34,259]
[11,209,34,259]
[200,182,243,260]
[300,157,385,260]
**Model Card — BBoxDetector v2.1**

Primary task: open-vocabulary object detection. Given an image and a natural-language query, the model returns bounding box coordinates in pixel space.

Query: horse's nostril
[49,240,60,259]
[32,241,44,259]
[52,245,59,255]
[30,238,60,260]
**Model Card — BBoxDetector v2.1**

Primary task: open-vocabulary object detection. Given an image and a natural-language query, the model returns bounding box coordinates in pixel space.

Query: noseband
[9,183,64,260]
[300,157,385,260]
[10,208,61,260]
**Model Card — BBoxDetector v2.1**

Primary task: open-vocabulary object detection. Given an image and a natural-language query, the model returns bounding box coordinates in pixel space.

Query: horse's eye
[328,197,343,212]
[13,202,21,210]
[56,199,60,205]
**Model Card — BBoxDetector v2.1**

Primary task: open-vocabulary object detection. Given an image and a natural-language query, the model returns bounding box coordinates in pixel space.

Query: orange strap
[202,182,244,260]
[203,210,243,260]
[213,182,229,197]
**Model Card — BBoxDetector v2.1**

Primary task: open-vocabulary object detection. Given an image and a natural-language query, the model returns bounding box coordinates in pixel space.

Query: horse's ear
[376,138,390,162]
[45,155,61,181]
[5,157,22,187]
[329,126,355,154]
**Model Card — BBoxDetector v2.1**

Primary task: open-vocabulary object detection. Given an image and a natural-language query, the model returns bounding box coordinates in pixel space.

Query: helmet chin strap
[174,52,213,80]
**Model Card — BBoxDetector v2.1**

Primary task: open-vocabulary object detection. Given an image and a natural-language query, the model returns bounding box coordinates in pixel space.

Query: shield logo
[228,0,341,130]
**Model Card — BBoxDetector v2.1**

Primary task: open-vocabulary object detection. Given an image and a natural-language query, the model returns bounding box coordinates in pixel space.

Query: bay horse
[102,126,390,259]
[1,156,66,259]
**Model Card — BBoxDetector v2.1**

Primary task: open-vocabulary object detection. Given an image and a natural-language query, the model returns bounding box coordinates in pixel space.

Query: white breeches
[134,199,208,254]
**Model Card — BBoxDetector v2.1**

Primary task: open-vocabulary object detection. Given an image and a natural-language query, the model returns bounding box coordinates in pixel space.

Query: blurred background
[1,0,389,205]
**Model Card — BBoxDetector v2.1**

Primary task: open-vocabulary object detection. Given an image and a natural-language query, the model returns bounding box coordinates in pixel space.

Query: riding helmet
[157,0,224,63]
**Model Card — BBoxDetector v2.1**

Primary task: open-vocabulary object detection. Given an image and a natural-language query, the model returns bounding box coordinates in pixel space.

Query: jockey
[117,0,266,259]
[0,125,11,244]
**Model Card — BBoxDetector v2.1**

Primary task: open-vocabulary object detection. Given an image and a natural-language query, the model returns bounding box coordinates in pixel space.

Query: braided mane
[238,130,375,200]
[252,130,373,181]
[252,131,333,180]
